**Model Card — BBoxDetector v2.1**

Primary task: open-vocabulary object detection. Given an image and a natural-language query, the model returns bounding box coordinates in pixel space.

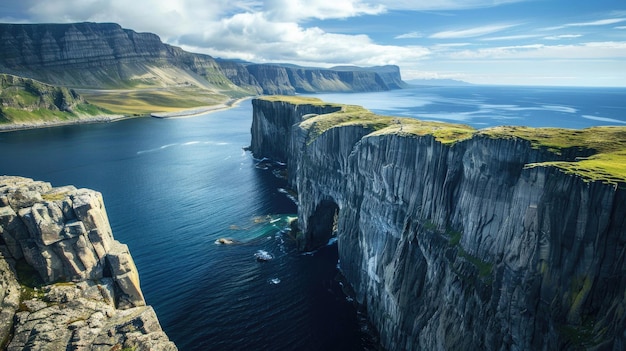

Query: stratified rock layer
[250,98,626,350]
[0,176,176,350]
[0,22,406,94]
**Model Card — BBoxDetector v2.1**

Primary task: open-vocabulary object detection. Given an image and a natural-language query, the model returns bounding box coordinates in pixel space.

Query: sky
[1,0,625,86]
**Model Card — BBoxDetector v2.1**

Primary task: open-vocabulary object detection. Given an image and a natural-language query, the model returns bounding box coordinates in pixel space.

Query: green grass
[0,107,71,123]
[484,126,626,185]
[80,87,231,114]
[458,247,493,278]
[258,96,475,145]
[261,97,626,187]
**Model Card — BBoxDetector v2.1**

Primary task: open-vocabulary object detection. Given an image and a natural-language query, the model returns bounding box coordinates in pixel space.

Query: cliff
[0,22,405,95]
[235,64,406,95]
[250,97,626,350]
[0,22,237,91]
[0,176,176,350]
[0,74,114,127]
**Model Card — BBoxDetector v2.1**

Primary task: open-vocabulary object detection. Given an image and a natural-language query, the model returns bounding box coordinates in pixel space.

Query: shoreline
[149,97,250,119]
[0,97,252,133]
[0,114,131,133]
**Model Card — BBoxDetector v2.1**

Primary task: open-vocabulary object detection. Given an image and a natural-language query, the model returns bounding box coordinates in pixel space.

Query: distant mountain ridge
[0,22,405,95]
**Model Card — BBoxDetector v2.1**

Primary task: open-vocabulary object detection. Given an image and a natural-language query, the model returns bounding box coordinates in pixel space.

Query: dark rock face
[250,98,626,350]
[0,22,407,94]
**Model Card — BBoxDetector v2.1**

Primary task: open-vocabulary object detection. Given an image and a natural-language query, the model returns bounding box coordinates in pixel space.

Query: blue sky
[1,0,625,86]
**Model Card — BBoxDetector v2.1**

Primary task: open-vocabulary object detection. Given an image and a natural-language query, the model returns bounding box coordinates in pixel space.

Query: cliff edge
[250,96,626,350]
[0,176,176,350]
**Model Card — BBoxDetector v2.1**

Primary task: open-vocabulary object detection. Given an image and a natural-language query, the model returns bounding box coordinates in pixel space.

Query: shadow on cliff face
[300,199,339,251]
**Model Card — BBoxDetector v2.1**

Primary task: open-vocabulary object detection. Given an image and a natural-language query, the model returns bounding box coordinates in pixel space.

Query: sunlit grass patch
[80,87,231,115]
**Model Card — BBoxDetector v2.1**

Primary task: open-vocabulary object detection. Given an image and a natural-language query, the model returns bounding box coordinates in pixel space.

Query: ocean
[1,85,625,350]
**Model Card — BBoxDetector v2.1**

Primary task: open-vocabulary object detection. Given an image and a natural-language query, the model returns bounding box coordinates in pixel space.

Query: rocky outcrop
[0,22,406,94]
[250,97,626,350]
[0,176,176,350]
[0,74,113,125]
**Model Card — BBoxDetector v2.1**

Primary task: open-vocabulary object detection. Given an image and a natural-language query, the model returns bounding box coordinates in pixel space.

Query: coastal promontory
[250,96,626,350]
[0,176,176,350]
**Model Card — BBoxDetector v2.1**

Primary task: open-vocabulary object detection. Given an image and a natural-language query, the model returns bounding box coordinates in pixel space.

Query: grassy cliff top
[258,96,626,187]
[482,126,626,186]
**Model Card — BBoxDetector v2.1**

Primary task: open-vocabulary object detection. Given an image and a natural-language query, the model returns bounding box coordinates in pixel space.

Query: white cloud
[567,18,626,27]
[430,24,519,39]
[481,34,542,41]
[542,17,626,31]
[395,31,423,39]
[449,41,626,60]
[363,0,530,11]
[263,0,385,21]
[544,34,583,40]
[434,43,473,47]
[184,11,431,66]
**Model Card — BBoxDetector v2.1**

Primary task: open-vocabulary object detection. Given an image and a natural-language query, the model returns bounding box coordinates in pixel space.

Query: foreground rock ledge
[0,176,177,350]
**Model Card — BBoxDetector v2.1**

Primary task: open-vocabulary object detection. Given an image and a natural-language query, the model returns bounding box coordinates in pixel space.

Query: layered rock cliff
[0,176,176,350]
[235,64,406,95]
[0,22,405,95]
[250,97,626,350]
[0,22,236,91]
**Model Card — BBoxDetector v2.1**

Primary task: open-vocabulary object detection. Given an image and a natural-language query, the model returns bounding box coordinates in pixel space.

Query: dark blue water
[1,86,625,350]
[0,103,368,350]
[309,85,626,128]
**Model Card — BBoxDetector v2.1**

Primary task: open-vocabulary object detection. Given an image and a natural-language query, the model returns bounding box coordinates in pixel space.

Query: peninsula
[250,96,626,350]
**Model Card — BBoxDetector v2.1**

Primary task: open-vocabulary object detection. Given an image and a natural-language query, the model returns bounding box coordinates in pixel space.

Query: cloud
[365,0,530,11]
[395,31,423,39]
[543,17,626,31]
[449,41,626,60]
[480,34,542,41]
[179,11,431,66]
[430,24,519,39]
[567,18,626,27]
[262,0,385,21]
[544,34,583,40]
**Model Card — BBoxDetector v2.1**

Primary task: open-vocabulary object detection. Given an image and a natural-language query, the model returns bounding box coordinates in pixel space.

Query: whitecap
[540,105,577,113]
[136,143,178,155]
[581,115,626,124]
[269,278,281,285]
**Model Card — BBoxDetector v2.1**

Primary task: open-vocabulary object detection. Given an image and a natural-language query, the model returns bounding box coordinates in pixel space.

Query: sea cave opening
[306,199,339,250]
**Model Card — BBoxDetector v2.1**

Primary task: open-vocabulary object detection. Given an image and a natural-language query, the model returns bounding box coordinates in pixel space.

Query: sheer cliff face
[0,22,232,89]
[240,64,405,95]
[250,98,626,350]
[0,176,177,350]
[0,22,406,94]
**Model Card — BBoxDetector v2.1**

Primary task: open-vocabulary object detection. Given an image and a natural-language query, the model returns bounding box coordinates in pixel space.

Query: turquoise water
[1,85,625,350]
